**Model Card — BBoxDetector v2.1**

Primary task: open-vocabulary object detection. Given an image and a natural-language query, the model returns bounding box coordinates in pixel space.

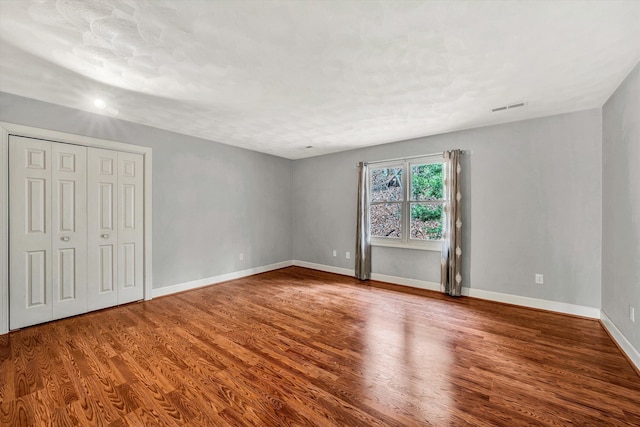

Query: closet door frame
[0,122,153,334]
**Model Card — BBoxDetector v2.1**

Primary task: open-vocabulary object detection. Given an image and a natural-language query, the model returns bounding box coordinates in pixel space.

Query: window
[369,156,444,250]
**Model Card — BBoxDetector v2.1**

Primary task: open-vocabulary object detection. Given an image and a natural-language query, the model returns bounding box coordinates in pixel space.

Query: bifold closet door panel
[87,148,119,311]
[9,136,53,329]
[117,152,144,304]
[51,142,88,320]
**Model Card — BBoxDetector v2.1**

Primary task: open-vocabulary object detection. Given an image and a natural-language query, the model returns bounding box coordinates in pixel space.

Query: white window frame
[369,155,443,252]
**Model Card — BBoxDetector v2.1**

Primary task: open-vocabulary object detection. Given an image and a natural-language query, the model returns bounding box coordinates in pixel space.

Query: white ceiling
[0,0,639,159]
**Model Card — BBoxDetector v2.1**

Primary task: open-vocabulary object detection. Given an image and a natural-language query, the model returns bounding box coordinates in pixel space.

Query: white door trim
[0,122,153,334]
[0,126,9,334]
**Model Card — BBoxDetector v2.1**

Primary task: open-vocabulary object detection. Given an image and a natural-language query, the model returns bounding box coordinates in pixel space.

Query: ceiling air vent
[492,101,527,112]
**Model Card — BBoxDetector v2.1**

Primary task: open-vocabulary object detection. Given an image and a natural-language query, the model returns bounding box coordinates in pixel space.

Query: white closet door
[87,148,119,311]
[9,134,147,329]
[117,152,144,304]
[9,136,53,329]
[51,143,88,319]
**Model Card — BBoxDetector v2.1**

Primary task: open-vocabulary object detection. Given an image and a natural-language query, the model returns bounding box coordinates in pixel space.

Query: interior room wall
[602,62,640,352]
[0,92,606,313]
[0,92,294,290]
[293,109,603,310]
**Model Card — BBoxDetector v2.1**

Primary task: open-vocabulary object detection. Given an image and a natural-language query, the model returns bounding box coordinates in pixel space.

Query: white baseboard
[370,272,441,292]
[291,261,443,293]
[152,260,293,298]
[461,287,601,319]
[600,310,640,373]
[292,260,600,318]
[292,260,354,277]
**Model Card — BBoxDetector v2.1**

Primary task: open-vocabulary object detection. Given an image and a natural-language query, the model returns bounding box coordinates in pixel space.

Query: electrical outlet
[535,274,544,285]
[239,253,244,261]
[346,251,351,259]
[332,250,337,257]
[631,306,635,323]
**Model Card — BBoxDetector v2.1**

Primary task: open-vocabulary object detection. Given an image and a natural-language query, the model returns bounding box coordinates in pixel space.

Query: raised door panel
[51,143,87,319]
[26,251,47,306]
[26,178,47,233]
[57,248,76,300]
[117,152,144,304]
[87,148,118,311]
[9,136,53,329]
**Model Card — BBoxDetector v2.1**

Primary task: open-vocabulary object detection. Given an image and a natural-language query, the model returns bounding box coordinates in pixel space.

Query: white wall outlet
[239,253,244,261]
[346,251,351,259]
[535,274,544,285]
[631,305,635,323]
[332,250,337,257]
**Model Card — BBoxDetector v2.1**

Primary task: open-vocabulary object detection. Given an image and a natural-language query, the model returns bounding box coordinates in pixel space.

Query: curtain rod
[363,149,467,166]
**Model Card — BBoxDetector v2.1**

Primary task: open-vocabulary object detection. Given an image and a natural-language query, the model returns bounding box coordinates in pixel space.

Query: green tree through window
[410,163,443,240]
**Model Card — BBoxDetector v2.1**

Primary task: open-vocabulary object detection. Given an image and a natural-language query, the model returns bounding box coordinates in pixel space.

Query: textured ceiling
[0,0,639,159]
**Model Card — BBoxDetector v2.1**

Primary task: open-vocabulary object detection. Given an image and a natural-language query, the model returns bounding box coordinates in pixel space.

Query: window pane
[411,163,443,201]
[410,202,443,240]
[371,167,403,202]
[371,203,402,238]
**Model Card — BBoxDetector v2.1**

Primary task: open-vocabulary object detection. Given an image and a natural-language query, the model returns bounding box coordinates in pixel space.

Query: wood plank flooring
[1,266,639,426]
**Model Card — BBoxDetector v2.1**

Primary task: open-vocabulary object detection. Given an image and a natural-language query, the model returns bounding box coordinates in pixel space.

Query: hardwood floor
[1,266,639,426]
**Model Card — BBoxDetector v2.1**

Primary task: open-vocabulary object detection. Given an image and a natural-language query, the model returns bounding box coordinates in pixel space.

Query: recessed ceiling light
[94,98,106,109]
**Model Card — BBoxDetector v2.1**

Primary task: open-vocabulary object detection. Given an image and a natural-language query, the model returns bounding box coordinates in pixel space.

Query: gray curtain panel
[441,149,463,296]
[355,162,371,280]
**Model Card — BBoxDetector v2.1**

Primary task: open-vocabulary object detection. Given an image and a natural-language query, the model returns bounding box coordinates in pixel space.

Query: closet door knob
[61,236,70,242]
[101,234,109,239]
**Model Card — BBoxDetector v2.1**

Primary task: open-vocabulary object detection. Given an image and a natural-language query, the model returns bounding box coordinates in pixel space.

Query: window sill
[371,239,442,252]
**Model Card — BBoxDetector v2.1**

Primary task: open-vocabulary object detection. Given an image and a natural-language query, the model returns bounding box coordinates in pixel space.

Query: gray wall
[293,109,603,309]
[0,91,608,312]
[0,92,293,289]
[602,62,640,350]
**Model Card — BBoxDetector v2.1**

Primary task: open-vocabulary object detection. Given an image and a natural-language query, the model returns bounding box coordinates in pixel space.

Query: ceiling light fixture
[94,98,106,109]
